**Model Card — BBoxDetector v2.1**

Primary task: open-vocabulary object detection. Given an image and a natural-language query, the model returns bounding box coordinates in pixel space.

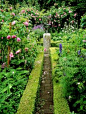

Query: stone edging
[16,52,44,114]
[50,47,70,114]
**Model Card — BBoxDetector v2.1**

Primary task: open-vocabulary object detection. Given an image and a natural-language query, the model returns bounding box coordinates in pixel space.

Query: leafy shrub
[0,4,39,114]
[46,5,77,32]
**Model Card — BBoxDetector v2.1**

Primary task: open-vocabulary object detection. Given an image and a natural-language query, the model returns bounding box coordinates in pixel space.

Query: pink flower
[0,9,3,12]
[55,15,57,18]
[58,24,61,26]
[61,15,63,17]
[64,13,66,15]
[27,9,29,12]
[17,37,21,42]
[72,20,74,24]
[1,37,3,39]
[44,48,47,52]
[16,49,21,54]
[39,18,41,21]
[7,35,11,39]
[56,13,57,16]
[31,14,33,16]
[12,21,16,25]
[2,20,4,22]
[12,35,16,39]
[1,62,6,68]
[69,10,72,13]
[9,52,14,60]
[74,13,77,17]
[21,10,25,13]
[25,47,28,52]
[48,21,51,24]
[54,25,57,27]
[11,12,15,16]
[23,22,29,26]
[10,7,12,10]
[82,40,86,43]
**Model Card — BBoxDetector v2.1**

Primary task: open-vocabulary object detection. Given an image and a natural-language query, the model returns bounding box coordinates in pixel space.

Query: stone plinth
[43,33,51,53]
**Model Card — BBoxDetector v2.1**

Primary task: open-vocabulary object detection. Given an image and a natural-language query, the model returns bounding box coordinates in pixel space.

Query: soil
[35,53,53,114]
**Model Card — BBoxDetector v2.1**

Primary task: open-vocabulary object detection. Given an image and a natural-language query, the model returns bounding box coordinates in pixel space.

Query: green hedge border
[50,47,70,114]
[16,52,44,114]
[37,41,70,47]
[37,38,62,47]
[37,42,59,47]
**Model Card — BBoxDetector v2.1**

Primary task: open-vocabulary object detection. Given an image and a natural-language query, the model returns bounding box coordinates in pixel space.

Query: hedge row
[16,52,44,114]
[50,47,70,114]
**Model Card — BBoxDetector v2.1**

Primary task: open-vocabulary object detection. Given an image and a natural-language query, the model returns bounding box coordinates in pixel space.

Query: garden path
[35,52,53,114]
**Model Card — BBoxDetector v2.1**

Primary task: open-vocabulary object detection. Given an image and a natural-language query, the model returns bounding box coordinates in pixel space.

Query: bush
[45,5,78,32]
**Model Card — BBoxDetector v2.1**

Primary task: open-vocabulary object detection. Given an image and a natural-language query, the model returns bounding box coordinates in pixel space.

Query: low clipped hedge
[16,52,44,114]
[50,47,70,114]
[37,42,59,47]
[37,38,60,47]
[37,38,70,47]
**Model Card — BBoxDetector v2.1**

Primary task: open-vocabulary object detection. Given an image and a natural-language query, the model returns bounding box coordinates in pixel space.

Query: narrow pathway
[35,52,53,114]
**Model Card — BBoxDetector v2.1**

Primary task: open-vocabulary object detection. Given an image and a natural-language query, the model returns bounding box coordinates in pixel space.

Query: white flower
[77,82,80,85]
[12,71,14,74]
[68,96,72,99]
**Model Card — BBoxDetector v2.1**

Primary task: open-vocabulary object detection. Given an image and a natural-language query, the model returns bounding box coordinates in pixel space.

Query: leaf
[1,87,8,93]
[16,67,23,70]
[83,100,86,104]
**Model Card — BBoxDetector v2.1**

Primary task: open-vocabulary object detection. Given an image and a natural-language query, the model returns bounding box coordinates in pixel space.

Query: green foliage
[0,3,39,113]
[55,29,86,113]
[80,14,86,29]
[45,5,77,32]
[60,55,86,113]
[0,68,29,114]
[30,28,44,41]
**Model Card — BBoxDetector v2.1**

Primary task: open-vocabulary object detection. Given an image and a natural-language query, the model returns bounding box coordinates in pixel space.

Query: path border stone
[16,52,44,114]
